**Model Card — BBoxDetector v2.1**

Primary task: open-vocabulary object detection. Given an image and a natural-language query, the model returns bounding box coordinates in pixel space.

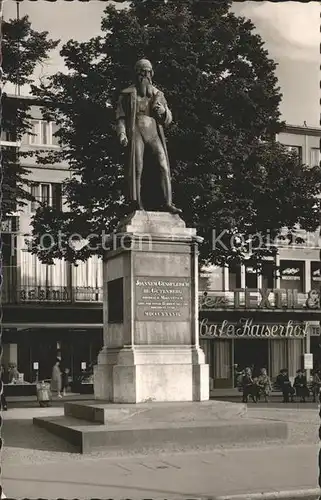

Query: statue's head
[135,59,154,79]
[134,59,154,97]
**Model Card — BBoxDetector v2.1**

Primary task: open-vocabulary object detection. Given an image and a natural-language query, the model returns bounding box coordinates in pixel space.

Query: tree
[30,0,321,267]
[1,15,59,217]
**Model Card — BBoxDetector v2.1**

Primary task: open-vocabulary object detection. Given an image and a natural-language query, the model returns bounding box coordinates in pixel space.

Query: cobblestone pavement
[1,405,320,499]
[2,405,320,463]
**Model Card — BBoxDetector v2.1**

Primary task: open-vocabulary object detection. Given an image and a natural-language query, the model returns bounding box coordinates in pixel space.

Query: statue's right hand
[120,134,128,147]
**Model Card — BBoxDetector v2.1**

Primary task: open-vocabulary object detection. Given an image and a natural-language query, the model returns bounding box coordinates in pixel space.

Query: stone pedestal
[94,211,209,403]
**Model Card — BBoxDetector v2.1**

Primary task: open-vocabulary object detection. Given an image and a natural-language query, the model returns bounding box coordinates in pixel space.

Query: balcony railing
[2,285,320,312]
[199,289,321,311]
[2,286,103,304]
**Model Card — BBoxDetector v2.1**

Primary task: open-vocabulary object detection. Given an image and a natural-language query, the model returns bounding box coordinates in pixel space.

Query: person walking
[51,359,62,398]
[61,367,70,396]
[257,368,272,402]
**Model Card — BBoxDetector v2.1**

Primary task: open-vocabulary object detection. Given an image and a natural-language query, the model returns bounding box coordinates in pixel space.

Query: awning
[3,323,103,329]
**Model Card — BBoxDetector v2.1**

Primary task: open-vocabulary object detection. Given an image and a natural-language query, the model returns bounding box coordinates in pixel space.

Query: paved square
[2,406,321,499]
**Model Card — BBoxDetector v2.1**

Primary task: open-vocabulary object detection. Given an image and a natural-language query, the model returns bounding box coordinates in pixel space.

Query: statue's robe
[116,85,172,204]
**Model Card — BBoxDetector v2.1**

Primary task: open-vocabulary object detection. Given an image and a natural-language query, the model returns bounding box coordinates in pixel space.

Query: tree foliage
[30,0,321,266]
[1,15,59,217]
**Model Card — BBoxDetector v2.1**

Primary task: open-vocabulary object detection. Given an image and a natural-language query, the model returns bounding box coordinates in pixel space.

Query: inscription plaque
[135,277,191,321]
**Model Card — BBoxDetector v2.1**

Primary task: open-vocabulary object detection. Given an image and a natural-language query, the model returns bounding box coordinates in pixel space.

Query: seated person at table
[294,369,309,403]
[276,368,295,403]
[242,367,258,403]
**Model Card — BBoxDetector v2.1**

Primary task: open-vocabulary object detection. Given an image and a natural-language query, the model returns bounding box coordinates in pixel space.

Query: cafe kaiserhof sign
[199,317,316,339]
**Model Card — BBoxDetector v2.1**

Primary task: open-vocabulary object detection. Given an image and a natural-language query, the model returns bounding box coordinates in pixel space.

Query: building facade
[2,96,103,382]
[2,100,321,389]
[199,124,321,389]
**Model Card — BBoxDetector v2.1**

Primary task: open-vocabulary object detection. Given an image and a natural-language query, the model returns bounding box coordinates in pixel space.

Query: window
[29,120,39,145]
[30,183,39,212]
[280,260,304,292]
[41,121,49,144]
[30,183,63,212]
[0,130,20,149]
[245,263,258,288]
[228,263,241,290]
[52,183,62,211]
[40,184,50,205]
[51,122,60,146]
[28,120,59,147]
[1,130,16,142]
[310,148,320,167]
[262,261,275,289]
[284,145,302,163]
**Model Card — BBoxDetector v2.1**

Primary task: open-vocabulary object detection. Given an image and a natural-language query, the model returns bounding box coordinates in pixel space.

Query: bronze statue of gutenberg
[116,59,181,214]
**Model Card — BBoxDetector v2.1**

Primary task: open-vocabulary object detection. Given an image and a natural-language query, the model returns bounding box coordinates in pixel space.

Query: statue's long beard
[138,77,153,97]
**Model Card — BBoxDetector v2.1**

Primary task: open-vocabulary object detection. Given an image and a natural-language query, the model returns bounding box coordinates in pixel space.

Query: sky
[3,0,320,127]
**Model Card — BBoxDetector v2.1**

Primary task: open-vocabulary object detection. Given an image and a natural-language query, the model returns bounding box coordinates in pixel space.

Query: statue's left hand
[154,102,166,117]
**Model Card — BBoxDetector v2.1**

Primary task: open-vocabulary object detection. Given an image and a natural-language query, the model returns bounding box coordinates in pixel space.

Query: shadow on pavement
[2,419,77,454]
[5,476,320,500]
[5,397,96,409]
[2,474,208,498]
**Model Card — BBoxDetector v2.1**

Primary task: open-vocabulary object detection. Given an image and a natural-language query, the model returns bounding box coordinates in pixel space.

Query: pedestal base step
[64,400,247,425]
[33,401,287,454]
